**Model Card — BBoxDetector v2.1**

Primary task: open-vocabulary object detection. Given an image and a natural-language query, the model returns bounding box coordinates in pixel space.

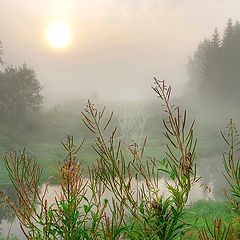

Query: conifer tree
[186,18,240,106]
[211,28,221,49]
[186,39,211,96]
[222,18,234,48]
[233,21,240,54]
[0,41,3,65]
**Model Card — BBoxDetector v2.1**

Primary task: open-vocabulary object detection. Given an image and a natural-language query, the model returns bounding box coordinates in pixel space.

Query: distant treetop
[0,51,43,125]
[186,18,240,106]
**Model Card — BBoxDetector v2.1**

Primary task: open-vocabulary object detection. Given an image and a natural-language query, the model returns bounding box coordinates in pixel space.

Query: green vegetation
[221,120,240,215]
[0,201,235,240]
[0,64,43,125]
[183,201,234,239]
[0,80,238,239]
[0,108,224,185]
[185,201,233,228]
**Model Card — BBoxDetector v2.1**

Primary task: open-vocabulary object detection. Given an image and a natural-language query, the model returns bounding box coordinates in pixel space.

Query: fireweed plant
[197,218,231,240]
[2,80,239,239]
[194,119,240,240]
[82,79,199,239]
[3,137,111,240]
[221,119,240,216]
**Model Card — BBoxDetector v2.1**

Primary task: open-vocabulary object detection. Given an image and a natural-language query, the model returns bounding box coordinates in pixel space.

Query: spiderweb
[114,104,147,146]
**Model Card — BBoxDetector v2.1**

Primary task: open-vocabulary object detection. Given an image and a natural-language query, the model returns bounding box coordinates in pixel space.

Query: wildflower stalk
[221,119,240,215]
[82,80,199,239]
[3,136,109,239]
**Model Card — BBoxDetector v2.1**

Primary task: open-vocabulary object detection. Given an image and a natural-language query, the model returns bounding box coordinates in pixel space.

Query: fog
[0,0,240,195]
[1,1,240,238]
[1,0,240,104]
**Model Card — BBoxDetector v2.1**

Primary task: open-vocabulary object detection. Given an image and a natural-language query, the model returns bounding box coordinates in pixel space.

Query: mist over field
[1,1,240,239]
[1,0,240,104]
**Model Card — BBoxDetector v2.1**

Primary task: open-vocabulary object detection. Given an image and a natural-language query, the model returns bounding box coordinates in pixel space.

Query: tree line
[187,18,240,106]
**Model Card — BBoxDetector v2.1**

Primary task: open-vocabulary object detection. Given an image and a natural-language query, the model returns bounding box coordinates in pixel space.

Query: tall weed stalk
[196,119,240,239]
[1,80,217,239]
[221,119,240,215]
[198,218,231,240]
[3,136,110,239]
[82,79,199,239]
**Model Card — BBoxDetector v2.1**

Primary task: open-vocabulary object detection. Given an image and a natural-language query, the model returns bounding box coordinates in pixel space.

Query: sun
[46,21,72,49]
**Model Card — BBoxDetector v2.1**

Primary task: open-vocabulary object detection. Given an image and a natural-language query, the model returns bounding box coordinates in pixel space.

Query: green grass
[0,134,226,185]
[0,103,227,185]
[182,200,235,239]
[185,200,233,224]
[0,139,99,184]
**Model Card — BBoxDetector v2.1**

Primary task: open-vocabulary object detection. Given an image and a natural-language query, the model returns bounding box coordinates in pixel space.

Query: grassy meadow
[0,100,225,185]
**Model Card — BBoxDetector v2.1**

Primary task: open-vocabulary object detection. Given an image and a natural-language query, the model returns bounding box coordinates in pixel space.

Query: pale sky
[1,0,240,104]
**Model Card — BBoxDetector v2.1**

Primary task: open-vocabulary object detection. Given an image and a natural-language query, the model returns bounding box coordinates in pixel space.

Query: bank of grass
[183,200,235,238]
[0,103,227,186]
[0,135,226,185]
[0,139,100,184]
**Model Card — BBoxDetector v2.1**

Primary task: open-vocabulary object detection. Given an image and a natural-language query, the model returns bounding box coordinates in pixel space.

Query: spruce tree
[211,28,221,49]
[186,39,211,96]
[186,18,240,107]
[222,18,234,48]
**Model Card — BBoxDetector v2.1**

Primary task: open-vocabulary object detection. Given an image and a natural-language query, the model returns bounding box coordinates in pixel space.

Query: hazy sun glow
[46,22,72,49]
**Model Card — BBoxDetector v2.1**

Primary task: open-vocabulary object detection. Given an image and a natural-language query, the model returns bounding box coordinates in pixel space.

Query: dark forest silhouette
[186,18,240,107]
